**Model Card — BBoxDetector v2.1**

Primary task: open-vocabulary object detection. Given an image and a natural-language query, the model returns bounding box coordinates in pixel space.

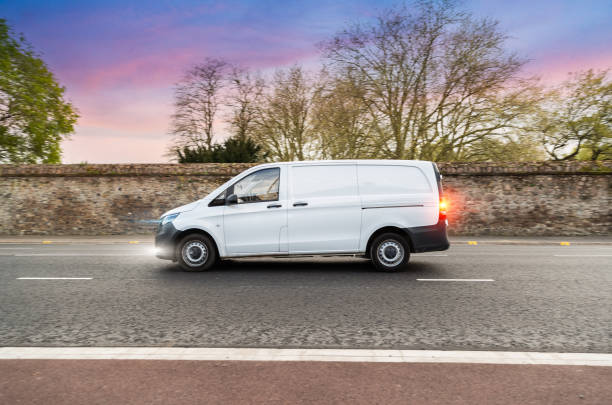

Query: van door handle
[267,204,282,209]
[293,202,308,207]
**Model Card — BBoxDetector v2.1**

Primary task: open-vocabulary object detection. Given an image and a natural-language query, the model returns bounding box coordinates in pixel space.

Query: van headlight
[161,213,180,226]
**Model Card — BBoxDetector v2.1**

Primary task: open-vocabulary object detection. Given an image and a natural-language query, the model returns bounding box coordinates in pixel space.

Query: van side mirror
[226,194,238,205]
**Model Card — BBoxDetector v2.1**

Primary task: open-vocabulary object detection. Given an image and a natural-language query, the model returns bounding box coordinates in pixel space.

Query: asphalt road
[1,242,611,352]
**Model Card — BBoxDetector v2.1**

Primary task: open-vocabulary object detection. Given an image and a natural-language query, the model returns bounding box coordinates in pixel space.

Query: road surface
[1,241,610,352]
[2,239,611,404]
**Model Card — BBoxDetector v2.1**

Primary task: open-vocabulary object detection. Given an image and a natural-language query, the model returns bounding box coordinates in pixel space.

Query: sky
[0,0,611,163]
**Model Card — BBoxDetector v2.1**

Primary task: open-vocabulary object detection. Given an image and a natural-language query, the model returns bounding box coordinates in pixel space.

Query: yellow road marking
[41,241,52,244]
[560,241,570,246]
[468,241,478,245]
[128,241,140,244]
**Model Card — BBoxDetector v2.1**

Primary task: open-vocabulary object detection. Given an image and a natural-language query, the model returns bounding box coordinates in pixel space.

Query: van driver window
[232,168,280,204]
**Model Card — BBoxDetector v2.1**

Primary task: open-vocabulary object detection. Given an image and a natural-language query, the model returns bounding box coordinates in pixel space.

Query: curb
[451,240,612,246]
[2,347,611,366]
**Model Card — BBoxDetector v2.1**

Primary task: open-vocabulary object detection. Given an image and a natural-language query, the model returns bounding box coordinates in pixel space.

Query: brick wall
[0,161,610,236]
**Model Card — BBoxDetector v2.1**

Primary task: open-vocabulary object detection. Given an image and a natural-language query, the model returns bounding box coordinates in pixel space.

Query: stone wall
[0,161,610,236]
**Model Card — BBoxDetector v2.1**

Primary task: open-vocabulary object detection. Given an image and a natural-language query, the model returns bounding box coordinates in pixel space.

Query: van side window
[230,168,280,204]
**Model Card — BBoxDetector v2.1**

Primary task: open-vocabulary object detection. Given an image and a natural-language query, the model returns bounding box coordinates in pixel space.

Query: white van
[155,160,449,272]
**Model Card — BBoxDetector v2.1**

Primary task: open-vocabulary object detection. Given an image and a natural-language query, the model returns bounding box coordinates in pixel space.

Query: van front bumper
[155,222,180,261]
[405,219,450,253]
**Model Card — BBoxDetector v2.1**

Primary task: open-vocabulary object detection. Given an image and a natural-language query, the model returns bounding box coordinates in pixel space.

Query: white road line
[17,277,93,280]
[0,247,34,250]
[417,278,494,282]
[0,347,610,366]
[553,254,612,257]
[416,254,448,257]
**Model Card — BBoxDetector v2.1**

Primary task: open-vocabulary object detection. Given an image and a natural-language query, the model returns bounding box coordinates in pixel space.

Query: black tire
[176,234,217,272]
[369,232,410,272]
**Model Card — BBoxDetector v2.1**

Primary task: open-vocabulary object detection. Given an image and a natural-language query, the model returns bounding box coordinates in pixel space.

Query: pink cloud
[54,19,323,94]
[523,49,612,83]
[62,128,172,163]
[59,48,195,92]
[73,90,172,134]
[66,44,320,92]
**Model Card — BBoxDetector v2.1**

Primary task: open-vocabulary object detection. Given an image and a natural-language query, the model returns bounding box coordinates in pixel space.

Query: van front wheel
[177,234,217,272]
[370,233,410,272]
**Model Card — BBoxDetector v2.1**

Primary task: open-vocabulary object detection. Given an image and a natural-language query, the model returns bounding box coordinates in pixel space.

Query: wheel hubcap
[377,240,404,267]
[182,241,208,267]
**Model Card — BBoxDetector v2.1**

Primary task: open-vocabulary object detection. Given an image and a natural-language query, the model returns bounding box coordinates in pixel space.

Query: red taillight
[439,198,448,220]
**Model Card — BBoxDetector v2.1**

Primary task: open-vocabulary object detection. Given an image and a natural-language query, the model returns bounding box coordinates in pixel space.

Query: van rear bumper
[404,219,450,253]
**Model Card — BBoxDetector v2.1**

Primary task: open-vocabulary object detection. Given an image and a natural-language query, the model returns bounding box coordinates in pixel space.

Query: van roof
[254,159,434,167]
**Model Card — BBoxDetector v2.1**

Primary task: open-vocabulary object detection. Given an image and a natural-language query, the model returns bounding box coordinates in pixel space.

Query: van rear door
[288,164,361,253]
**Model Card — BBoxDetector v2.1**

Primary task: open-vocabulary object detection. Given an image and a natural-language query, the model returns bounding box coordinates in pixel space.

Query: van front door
[223,167,288,255]
[288,164,361,253]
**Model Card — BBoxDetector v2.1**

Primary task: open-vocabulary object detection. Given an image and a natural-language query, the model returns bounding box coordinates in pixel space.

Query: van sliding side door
[287,164,361,254]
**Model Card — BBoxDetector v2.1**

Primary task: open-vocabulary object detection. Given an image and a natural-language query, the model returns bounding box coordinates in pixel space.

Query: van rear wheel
[177,234,217,272]
[370,233,410,272]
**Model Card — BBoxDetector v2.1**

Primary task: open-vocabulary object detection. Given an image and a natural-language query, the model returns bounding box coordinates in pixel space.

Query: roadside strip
[417,278,494,282]
[451,239,612,246]
[1,347,610,366]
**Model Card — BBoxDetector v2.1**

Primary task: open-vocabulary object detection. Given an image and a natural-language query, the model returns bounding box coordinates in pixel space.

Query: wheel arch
[364,226,415,258]
[173,228,221,259]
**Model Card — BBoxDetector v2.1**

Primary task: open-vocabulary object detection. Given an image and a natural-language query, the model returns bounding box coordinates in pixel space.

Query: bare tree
[311,68,380,159]
[320,0,536,161]
[170,58,228,150]
[532,69,611,161]
[459,134,545,162]
[226,66,265,141]
[254,66,317,161]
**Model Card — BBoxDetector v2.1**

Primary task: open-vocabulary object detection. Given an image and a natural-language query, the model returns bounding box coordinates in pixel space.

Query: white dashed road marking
[553,255,612,257]
[17,277,93,280]
[416,254,448,257]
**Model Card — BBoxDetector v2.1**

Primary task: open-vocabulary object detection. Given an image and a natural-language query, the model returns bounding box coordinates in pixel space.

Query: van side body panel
[357,161,448,253]
[287,163,362,253]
